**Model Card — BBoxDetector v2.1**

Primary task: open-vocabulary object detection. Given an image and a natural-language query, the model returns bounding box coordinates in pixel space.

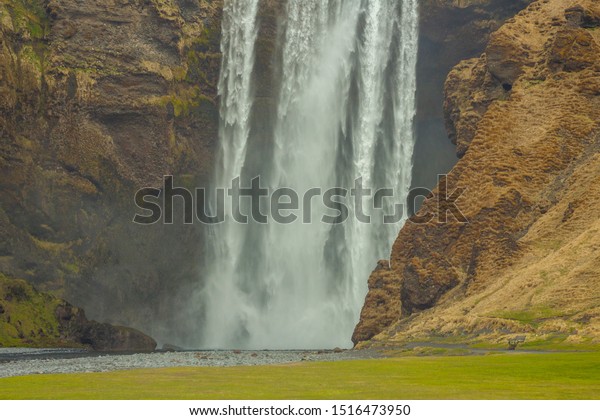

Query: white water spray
[197,0,419,349]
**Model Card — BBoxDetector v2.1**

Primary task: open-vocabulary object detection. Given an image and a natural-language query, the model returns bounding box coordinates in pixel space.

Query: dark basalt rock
[56,302,157,352]
[565,4,600,28]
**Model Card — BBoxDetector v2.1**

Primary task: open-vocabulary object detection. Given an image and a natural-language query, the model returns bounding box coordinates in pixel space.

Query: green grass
[1,353,599,399]
[486,306,569,327]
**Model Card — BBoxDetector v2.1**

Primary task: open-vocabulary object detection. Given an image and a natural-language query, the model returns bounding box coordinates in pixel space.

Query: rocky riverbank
[0,348,380,378]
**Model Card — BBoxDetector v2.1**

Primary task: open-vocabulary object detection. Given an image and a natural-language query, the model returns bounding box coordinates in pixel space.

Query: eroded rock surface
[0,0,222,341]
[354,0,600,348]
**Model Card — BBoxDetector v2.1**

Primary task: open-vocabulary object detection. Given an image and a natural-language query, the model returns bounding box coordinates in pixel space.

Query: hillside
[0,273,156,350]
[354,0,600,349]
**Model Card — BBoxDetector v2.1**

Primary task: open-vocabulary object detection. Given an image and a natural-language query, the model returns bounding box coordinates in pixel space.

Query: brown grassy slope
[353,0,600,347]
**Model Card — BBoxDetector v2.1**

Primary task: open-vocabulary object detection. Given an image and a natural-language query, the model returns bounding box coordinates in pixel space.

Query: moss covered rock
[0,274,156,350]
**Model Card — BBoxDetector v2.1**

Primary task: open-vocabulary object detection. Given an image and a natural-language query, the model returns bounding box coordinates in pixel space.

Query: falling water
[196,0,418,349]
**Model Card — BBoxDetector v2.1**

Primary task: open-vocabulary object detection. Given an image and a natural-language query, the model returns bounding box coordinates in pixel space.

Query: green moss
[4,0,49,40]
[18,44,42,72]
[0,274,63,348]
[3,1,49,113]
[62,263,80,275]
[172,96,192,118]
[192,26,221,54]
[185,52,207,85]
[26,19,43,38]
[159,89,216,119]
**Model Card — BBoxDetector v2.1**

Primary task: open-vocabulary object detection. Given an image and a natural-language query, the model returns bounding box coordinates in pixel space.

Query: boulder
[56,302,157,352]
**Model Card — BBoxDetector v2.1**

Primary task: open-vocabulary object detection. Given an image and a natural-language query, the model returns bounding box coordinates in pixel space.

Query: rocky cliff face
[354,0,600,348]
[418,0,533,123]
[6,0,596,351]
[0,0,222,343]
[412,0,534,189]
[0,273,156,350]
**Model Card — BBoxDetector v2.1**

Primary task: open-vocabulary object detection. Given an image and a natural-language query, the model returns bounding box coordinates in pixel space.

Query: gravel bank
[0,348,381,378]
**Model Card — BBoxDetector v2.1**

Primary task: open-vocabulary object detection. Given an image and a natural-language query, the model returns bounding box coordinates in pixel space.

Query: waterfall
[196,0,418,350]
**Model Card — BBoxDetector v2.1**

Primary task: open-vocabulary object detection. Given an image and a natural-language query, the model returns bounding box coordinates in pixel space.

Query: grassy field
[0,352,599,399]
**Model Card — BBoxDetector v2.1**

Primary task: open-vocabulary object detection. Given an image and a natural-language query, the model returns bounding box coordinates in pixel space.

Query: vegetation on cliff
[354,0,600,349]
[0,273,156,350]
[0,273,61,347]
[0,0,223,344]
